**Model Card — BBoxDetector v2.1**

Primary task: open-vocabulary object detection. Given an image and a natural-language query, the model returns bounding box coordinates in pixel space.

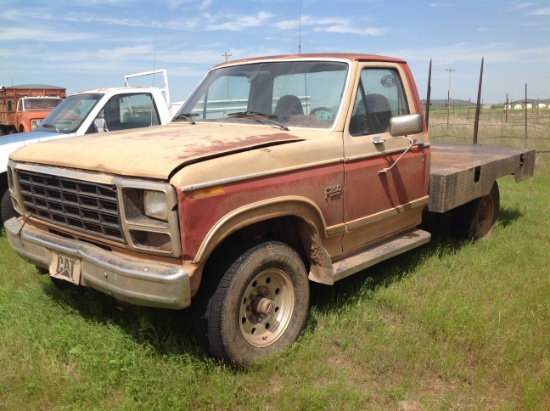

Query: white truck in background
[0,69,179,224]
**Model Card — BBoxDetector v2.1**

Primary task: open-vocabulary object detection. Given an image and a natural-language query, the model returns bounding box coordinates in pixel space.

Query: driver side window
[349,68,409,136]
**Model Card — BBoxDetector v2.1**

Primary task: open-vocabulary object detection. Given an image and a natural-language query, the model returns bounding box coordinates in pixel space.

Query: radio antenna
[149,24,158,125]
[152,24,158,88]
[298,0,302,54]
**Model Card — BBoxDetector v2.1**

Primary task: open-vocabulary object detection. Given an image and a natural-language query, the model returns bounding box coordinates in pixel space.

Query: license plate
[49,252,81,285]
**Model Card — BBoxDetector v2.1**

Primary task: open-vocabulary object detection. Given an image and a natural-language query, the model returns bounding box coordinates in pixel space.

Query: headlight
[144,190,169,221]
[117,180,181,257]
[31,120,41,130]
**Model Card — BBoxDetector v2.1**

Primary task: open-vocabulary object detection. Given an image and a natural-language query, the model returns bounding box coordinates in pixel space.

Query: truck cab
[15,96,64,132]
[35,87,171,136]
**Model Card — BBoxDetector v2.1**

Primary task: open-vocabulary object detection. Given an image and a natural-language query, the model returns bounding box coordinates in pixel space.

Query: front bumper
[4,217,191,309]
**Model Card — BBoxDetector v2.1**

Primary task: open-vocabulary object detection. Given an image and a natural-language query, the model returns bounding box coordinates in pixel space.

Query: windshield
[36,93,102,134]
[21,98,62,110]
[175,60,349,129]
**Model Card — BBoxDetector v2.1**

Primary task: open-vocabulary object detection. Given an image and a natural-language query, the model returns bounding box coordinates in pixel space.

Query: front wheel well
[1,172,17,225]
[197,216,313,292]
[218,216,310,267]
[0,172,7,191]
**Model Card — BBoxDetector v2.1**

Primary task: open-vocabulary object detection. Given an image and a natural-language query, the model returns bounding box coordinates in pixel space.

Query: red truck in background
[0,84,66,135]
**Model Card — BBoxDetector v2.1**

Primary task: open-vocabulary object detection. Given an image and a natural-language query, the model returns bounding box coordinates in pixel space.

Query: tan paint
[9,122,329,179]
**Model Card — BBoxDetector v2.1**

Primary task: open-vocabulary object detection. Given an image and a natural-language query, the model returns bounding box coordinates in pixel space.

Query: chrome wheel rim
[239,268,294,348]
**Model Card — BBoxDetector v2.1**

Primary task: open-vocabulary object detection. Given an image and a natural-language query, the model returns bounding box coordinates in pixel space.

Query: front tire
[1,188,17,225]
[197,241,310,365]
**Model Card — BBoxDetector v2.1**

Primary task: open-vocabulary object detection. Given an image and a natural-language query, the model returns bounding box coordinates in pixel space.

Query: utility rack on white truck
[4,53,535,365]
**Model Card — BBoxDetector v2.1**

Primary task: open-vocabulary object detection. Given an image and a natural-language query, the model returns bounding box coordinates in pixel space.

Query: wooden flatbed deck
[428,143,536,213]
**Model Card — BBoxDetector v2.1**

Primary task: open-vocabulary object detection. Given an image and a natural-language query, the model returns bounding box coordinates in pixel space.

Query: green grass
[1,124,549,409]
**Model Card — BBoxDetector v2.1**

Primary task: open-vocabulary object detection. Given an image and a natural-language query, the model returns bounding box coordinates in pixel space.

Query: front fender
[192,196,338,286]
[195,195,328,262]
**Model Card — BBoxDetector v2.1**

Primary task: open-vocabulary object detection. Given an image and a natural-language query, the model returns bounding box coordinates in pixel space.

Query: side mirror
[389,114,422,137]
[94,118,108,133]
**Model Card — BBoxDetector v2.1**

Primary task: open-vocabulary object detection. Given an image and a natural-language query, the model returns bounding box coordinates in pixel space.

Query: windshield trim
[175,58,352,132]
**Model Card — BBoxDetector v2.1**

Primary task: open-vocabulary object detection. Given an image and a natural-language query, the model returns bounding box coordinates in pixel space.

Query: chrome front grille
[16,169,125,243]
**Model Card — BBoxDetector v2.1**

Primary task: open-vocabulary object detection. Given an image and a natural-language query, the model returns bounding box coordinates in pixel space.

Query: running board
[332,229,431,282]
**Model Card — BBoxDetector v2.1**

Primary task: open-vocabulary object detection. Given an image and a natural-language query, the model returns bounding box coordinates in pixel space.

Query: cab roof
[213,53,406,69]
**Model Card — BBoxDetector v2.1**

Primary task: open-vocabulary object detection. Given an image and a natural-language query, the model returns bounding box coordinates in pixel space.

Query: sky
[1,0,549,104]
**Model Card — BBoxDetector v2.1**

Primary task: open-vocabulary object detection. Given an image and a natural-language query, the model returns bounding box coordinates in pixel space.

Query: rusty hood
[9,122,306,180]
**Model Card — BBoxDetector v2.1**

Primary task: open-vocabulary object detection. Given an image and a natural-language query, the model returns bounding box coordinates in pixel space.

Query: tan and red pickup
[4,53,535,365]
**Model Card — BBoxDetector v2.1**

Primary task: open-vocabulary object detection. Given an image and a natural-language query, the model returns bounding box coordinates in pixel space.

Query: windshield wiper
[39,123,60,132]
[228,111,289,131]
[173,113,197,125]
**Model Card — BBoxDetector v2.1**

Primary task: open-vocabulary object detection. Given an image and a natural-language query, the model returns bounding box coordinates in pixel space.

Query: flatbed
[429,143,536,213]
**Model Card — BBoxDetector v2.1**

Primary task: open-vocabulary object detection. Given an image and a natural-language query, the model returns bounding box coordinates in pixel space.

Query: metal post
[425,59,432,129]
[445,68,455,127]
[525,83,527,140]
[473,58,484,145]
[505,93,508,123]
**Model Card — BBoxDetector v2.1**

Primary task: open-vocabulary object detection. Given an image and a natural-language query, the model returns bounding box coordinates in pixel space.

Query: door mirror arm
[378,136,417,174]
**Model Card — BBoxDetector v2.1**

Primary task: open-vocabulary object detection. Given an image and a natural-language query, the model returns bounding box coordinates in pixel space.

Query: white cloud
[275,15,383,37]
[529,8,550,15]
[515,2,538,9]
[314,25,384,36]
[206,11,273,31]
[274,19,300,30]
[386,42,550,65]
[0,26,97,42]
[197,0,212,10]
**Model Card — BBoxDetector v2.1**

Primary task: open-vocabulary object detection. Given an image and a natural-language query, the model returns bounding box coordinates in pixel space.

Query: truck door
[342,64,429,252]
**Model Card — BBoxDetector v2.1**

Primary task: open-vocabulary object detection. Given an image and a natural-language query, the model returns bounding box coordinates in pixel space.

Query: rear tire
[195,241,309,365]
[453,181,500,239]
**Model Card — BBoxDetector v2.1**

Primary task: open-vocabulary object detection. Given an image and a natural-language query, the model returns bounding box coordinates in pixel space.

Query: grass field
[1,112,549,410]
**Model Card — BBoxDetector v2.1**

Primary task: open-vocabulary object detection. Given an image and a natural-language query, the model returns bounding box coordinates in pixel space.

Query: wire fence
[425,106,550,154]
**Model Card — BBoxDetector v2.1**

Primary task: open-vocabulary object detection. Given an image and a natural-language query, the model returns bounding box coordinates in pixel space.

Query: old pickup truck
[4,53,535,365]
[0,84,66,135]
